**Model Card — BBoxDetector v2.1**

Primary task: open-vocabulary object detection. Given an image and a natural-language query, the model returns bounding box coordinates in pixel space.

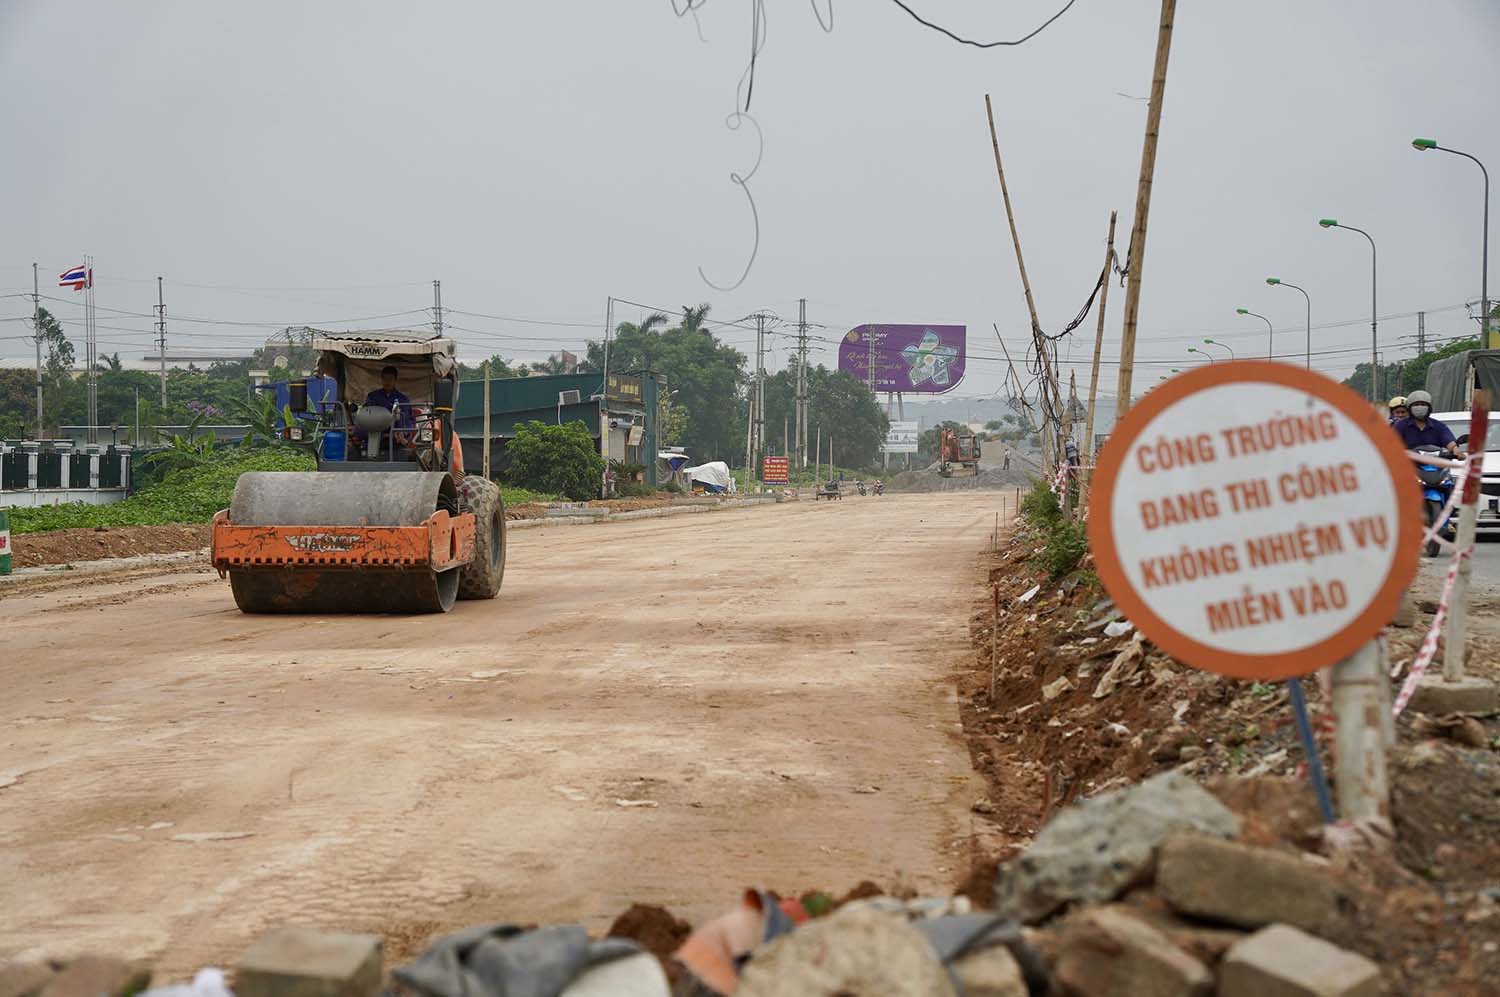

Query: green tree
[458,354,523,380]
[0,368,32,437]
[505,419,606,500]
[1344,336,1480,400]
[583,304,746,460]
[759,364,889,468]
[528,353,574,375]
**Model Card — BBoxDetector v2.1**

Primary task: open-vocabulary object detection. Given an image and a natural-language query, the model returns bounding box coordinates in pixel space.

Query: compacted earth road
[0,492,1004,975]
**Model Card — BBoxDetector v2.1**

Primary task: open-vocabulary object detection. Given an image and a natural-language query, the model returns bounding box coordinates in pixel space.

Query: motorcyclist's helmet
[1407,390,1433,420]
[1388,395,1407,410]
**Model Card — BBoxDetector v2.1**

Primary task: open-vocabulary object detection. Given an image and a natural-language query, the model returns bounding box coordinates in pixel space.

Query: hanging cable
[887,0,1079,48]
[698,111,763,293]
[810,0,834,32]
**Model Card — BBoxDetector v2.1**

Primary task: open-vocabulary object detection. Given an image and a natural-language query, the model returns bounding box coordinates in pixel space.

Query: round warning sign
[1089,362,1421,680]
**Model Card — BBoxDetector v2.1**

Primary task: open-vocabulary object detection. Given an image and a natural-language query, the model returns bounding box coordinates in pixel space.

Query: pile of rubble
[952,511,1500,993]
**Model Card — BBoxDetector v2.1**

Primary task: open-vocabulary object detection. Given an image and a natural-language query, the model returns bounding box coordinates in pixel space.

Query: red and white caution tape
[1391,545,1468,718]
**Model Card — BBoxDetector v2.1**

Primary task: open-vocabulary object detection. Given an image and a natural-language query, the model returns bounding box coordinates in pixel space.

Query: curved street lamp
[1319,219,1378,399]
[1412,138,1490,349]
[1187,346,1214,364]
[1236,307,1275,359]
[1203,337,1235,361]
[1267,278,1312,369]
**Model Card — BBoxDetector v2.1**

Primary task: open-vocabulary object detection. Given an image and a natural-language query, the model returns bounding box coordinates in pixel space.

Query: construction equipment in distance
[211,333,505,613]
[938,427,981,478]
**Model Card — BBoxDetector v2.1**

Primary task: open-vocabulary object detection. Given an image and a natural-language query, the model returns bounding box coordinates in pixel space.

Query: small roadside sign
[762,455,790,484]
[1089,362,1420,680]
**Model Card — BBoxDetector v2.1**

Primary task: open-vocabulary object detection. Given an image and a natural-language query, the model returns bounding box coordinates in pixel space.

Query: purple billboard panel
[837,325,966,394]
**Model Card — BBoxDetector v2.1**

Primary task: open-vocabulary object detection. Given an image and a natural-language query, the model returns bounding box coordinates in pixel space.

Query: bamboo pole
[990,584,1000,702]
[985,93,1064,475]
[1115,0,1177,418]
[1081,211,1118,498]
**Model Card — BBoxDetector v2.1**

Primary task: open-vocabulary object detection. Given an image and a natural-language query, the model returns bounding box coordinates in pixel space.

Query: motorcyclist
[1387,395,1408,423]
[1393,390,1458,456]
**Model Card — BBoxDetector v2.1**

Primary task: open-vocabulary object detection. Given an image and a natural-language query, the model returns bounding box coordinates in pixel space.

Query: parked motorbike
[873,480,884,496]
[1413,445,1456,557]
[856,480,868,496]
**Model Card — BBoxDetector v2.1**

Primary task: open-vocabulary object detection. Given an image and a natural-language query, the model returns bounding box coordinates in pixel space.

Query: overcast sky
[1,1,1495,400]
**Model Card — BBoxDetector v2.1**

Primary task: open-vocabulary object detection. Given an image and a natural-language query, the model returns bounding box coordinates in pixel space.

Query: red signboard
[762,456,789,484]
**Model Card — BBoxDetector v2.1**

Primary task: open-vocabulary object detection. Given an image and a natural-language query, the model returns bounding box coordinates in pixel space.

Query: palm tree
[615,312,669,338]
[530,353,572,376]
[679,304,711,334]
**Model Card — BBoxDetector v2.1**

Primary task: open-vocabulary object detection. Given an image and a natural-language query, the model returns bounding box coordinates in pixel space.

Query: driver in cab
[365,365,414,430]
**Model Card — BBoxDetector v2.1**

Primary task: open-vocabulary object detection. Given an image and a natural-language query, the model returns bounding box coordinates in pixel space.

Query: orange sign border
[1088,361,1422,680]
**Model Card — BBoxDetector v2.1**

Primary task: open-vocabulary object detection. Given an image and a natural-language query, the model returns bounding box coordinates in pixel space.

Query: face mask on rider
[1410,403,1431,419]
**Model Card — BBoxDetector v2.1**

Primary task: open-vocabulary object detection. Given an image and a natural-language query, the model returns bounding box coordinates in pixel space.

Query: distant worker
[1002,450,1011,470]
[1387,395,1408,424]
[364,365,414,431]
[1393,390,1458,456]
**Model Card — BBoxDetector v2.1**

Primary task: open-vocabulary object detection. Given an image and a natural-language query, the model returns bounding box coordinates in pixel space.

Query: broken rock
[0,963,56,997]
[736,908,955,997]
[949,945,1027,997]
[1041,676,1075,701]
[1218,924,1380,997]
[1157,835,1363,938]
[992,771,1240,923]
[1052,906,1212,997]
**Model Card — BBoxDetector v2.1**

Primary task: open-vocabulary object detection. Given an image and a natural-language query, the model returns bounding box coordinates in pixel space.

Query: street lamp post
[1187,346,1214,364]
[1236,308,1275,359]
[1413,138,1490,349]
[1267,278,1312,370]
[1319,218,1379,400]
[1203,337,1235,361]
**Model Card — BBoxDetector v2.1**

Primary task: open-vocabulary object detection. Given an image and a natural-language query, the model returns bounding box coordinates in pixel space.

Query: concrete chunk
[1157,835,1362,937]
[236,927,382,997]
[1408,675,1499,716]
[1053,906,1212,997]
[1219,924,1381,997]
[39,958,150,997]
[993,771,1240,923]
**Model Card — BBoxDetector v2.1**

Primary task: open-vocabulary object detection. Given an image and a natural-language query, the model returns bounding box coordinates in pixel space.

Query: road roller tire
[458,475,506,600]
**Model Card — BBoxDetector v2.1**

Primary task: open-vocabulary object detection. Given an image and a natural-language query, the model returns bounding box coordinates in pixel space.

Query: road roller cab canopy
[312,333,458,407]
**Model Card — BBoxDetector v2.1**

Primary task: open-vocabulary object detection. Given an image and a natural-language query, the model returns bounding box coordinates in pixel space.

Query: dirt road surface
[0,491,1009,976]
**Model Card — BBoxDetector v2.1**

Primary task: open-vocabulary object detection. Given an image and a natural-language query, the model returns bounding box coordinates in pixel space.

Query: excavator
[937,426,981,478]
[210,333,505,613]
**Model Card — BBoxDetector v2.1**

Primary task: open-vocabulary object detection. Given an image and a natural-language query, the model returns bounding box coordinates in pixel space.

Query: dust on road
[0,492,1005,976]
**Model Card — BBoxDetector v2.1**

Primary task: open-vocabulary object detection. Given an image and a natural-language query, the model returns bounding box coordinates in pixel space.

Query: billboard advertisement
[882,421,919,453]
[838,325,965,394]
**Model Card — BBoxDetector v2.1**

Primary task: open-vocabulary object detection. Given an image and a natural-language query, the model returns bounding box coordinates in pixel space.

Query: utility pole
[32,263,42,438]
[156,277,168,408]
[751,312,766,477]
[433,280,444,337]
[1082,211,1117,498]
[1417,310,1426,355]
[1115,0,1177,417]
[601,296,613,497]
[796,297,808,469]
